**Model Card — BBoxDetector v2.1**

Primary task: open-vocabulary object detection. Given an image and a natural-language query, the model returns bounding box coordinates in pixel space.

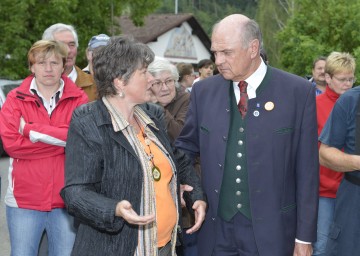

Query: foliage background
[275,0,360,79]
[2,0,360,81]
[0,0,160,79]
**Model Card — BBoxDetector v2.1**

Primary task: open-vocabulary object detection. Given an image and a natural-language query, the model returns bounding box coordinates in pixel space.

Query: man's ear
[250,39,260,59]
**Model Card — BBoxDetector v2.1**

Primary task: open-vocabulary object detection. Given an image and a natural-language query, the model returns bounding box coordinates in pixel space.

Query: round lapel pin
[253,110,260,117]
[264,101,275,111]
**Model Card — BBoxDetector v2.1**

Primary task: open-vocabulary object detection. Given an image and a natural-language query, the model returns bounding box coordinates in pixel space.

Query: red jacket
[316,85,343,198]
[0,75,88,211]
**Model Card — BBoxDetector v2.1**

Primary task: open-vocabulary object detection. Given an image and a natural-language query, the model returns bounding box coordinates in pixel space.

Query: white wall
[147,22,211,64]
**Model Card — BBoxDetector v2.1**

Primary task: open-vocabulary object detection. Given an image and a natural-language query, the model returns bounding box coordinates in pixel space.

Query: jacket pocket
[275,127,294,135]
[328,223,341,240]
[281,203,296,213]
[200,125,210,134]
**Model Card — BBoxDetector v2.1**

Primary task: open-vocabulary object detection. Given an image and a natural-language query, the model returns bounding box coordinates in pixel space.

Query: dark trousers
[182,230,198,256]
[212,212,259,256]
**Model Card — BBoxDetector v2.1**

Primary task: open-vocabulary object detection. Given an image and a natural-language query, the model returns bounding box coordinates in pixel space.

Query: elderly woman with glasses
[148,58,191,144]
[60,36,206,256]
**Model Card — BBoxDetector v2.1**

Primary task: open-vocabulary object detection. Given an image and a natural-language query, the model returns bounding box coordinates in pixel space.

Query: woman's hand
[19,116,26,135]
[186,200,207,234]
[115,200,155,225]
[180,184,193,207]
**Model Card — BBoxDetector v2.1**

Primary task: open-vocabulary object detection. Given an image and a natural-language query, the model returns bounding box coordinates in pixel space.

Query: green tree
[156,0,257,37]
[0,0,160,79]
[256,0,294,67]
[276,0,360,78]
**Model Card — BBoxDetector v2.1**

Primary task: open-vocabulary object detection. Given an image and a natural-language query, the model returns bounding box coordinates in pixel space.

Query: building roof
[117,14,211,50]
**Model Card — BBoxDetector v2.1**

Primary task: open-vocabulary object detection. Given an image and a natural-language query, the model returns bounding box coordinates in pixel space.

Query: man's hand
[186,200,206,234]
[115,200,155,225]
[293,243,312,256]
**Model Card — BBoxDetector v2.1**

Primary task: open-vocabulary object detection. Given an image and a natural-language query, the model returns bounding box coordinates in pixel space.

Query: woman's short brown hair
[27,40,68,69]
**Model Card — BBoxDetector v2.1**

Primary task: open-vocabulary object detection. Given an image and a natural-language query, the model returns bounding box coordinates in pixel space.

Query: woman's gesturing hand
[116,200,155,225]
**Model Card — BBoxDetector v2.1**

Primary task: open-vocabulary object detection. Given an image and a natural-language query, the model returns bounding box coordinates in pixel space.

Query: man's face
[53,30,77,72]
[312,60,326,85]
[211,28,253,82]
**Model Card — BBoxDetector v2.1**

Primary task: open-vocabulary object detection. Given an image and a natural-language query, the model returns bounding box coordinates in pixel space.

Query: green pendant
[152,166,161,181]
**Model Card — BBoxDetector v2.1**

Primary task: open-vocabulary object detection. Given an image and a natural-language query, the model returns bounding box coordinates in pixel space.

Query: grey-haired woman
[61,36,206,256]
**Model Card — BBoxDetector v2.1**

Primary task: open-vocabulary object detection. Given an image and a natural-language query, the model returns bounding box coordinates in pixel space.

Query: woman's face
[123,67,154,105]
[199,65,214,79]
[150,71,176,107]
[326,71,355,95]
[30,52,64,88]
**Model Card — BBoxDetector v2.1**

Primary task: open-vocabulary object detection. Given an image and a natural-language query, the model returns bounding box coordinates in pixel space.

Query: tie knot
[239,81,248,93]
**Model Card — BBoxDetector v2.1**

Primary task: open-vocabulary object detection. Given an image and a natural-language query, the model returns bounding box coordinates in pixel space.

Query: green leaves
[276,0,360,78]
[0,0,161,79]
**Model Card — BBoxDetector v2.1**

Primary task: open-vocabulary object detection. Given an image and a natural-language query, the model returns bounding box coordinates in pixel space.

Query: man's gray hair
[241,19,262,49]
[212,18,262,50]
[42,23,79,47]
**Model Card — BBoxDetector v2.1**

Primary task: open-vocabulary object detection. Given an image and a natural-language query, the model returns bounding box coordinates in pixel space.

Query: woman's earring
[119,90,125,98]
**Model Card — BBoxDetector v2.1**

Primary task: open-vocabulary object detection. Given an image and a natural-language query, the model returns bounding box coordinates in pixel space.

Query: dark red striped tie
[238,81,248,118]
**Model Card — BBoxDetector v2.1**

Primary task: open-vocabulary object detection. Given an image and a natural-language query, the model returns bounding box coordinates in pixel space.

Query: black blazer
[61,99,205,256]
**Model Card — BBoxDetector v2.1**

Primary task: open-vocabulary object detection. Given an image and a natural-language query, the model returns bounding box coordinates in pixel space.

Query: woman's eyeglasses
[332,76,356,84]
[151,79,175,90]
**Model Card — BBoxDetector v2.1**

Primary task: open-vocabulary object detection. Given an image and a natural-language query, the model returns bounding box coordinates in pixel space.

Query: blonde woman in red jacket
[314,51,356,255]
[0,40,88,256]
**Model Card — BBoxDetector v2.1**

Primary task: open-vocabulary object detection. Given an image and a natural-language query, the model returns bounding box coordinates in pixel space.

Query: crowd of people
[0,12,359,256]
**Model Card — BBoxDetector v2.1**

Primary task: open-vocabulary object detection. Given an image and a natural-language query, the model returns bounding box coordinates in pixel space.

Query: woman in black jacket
[61,36,206,256]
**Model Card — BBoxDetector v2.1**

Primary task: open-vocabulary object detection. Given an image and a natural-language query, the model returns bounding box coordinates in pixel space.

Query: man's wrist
[295,238,311,244]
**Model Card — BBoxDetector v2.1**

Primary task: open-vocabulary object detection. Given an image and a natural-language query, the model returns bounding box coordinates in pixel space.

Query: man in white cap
[83,34,110,75]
